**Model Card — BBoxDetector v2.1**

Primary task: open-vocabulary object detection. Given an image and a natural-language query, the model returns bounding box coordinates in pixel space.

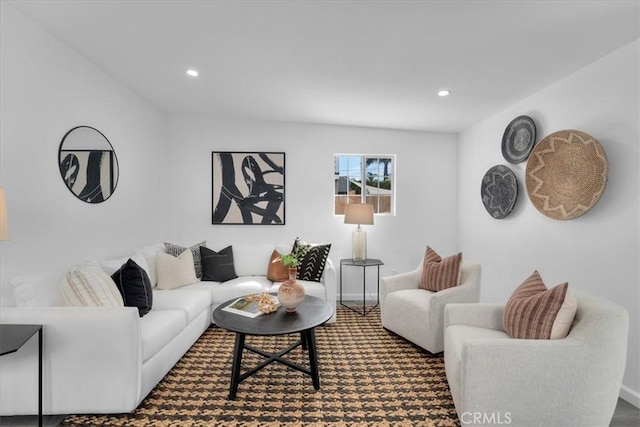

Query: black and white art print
[59,150,115,203]
[211,152,285,225]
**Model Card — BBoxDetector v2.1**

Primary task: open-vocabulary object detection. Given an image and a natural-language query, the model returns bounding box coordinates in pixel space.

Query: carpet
[62,307,458,426]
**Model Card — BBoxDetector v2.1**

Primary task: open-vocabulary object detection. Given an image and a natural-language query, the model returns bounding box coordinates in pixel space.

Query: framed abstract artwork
[58,126,119,204]
[211,152,285,225]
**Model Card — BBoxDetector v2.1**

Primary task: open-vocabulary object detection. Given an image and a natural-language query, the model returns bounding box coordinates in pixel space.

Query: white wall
[0,5,168,304]
[165,115,459,297]
[0,3,460,304]
[458,40,640,405]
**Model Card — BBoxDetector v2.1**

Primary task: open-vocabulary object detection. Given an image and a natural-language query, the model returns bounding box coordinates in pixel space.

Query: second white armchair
[380,259,481,353]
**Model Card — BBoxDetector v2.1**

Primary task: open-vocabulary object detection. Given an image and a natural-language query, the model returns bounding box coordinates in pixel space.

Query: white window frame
[334,153,396,216]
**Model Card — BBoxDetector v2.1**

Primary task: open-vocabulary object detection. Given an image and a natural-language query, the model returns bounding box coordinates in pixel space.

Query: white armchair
[380,260,481,353]
[444,291,629,426]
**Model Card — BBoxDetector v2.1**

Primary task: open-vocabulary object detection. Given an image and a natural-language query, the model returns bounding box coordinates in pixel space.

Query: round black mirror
[58,126,119,203]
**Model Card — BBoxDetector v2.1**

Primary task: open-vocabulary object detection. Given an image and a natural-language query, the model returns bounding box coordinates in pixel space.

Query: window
[334,154,395,215]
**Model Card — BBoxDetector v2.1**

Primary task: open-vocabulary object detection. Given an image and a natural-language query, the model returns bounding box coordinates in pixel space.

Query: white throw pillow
[550,288,578,339]
[60,266,124,307]
[156,250,198,290]
[11,272,64,307]
[137,243,166,287]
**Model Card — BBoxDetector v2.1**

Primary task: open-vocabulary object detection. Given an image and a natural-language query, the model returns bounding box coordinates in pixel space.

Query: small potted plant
[275,244,309,279]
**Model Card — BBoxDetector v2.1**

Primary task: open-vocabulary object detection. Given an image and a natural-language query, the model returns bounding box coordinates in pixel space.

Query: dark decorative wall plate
[481,165,518,219]
[526,129,608,220]
[502,115,536,164]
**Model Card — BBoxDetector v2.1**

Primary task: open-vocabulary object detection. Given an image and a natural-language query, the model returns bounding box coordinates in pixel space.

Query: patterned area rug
[62,307,458,426]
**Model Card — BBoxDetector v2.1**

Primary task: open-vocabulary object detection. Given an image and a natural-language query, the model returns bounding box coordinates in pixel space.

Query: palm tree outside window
[334,154,395,215]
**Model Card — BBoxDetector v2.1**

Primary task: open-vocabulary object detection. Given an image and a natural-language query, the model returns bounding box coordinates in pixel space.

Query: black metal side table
[0,324,43,426]
[339,258,384,316]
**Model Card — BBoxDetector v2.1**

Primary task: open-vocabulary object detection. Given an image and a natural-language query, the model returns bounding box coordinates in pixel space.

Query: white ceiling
[7,0,640,132]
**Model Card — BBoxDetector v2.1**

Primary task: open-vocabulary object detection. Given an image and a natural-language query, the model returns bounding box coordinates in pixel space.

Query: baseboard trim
[620,384,640,408]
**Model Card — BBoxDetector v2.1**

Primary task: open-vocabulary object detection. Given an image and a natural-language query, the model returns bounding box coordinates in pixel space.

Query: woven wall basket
[481,165,518,219]
[525,129,608,220]
[502,115,537,164]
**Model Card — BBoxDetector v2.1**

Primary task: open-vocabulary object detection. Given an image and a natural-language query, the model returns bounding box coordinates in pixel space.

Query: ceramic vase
[278,268,305,313]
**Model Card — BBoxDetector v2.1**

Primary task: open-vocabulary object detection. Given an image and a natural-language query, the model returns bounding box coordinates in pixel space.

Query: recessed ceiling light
[438,89,451,97]
[186,69,199,77]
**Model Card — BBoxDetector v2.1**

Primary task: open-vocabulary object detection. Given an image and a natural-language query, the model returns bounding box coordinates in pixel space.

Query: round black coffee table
[213,295,333,399]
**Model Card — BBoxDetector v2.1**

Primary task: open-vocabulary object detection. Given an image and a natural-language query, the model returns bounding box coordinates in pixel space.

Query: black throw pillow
[293,238,332,282]
[201,246,238,282]
[111,259,153,317]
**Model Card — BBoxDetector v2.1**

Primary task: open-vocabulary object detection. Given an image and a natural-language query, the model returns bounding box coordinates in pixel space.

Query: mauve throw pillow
[502,270,572,339]
[111,259,153,317]
[419,246,461,292]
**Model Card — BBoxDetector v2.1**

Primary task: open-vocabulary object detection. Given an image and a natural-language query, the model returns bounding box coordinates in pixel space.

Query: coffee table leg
[300,332,307,350]
[305,328,320,390]
[229,333,245,400]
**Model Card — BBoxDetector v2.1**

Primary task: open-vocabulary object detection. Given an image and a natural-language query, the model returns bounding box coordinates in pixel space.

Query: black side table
[339,258,384,316]
[0,324,43,426]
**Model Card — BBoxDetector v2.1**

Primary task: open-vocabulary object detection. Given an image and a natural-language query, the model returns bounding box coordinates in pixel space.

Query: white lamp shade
[344,203,374,225]
[0,187,8,241]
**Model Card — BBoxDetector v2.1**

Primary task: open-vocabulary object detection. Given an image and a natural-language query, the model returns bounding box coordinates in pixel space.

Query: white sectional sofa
[0,242,336,416]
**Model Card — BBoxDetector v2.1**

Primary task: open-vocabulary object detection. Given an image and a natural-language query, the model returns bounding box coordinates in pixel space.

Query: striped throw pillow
[60,266,124,307]
[419,246,462,292]
[502,270,573,339]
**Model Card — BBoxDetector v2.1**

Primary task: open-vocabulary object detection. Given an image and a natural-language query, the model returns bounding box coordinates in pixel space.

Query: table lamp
[344,203,374,261]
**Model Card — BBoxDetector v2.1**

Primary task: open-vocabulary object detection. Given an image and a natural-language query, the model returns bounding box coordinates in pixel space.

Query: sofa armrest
[379,268,421,310]
[444,303,504,331]
[322,259,337,323]
[0,306,142,415]
[428,282,481,346]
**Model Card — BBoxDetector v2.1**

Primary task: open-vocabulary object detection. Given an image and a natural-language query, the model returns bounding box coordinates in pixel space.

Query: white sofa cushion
[383,288,434,348]
[140,309,186,363]
[98,252,151,281]
[209,276,272,304]
[11,272,64,307]
[152,288,211,323]
[232,243,276,276]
